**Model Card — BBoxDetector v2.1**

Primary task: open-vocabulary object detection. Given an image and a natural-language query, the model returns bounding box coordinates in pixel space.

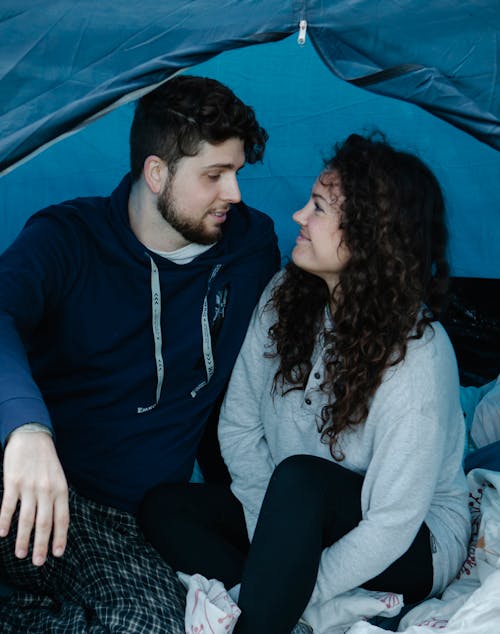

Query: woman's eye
[314,204,324,214]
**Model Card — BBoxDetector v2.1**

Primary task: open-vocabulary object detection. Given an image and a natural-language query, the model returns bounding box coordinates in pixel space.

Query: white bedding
[347,468,500,634]
[179,467,500,634]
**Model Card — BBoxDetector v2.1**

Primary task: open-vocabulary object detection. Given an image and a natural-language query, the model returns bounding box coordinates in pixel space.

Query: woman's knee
[266,455,363,509]
[267,454,329,497]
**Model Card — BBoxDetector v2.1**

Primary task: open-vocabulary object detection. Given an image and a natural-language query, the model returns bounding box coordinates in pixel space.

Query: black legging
[139,454,433,634]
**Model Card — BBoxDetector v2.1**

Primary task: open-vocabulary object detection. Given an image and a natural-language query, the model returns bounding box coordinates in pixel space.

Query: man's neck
[128,181,188,252]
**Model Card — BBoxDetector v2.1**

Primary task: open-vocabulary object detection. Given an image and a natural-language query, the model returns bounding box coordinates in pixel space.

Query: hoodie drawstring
[191,263,222,398]
[137,257,222,413]
[137,256,164,413]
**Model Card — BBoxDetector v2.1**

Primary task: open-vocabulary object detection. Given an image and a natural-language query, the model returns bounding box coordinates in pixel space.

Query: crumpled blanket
[178,571,403,634]
[178,572,241,633]
[302,583,404,633]
[178,572,315,633]
[0,487,186,633]
[347,467,500,633]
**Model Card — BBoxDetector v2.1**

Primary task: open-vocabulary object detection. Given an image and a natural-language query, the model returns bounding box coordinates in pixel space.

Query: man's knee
[139,482,185,524]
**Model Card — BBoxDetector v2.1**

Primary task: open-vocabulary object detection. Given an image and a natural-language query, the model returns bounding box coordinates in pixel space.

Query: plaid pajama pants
[0,486,186,633]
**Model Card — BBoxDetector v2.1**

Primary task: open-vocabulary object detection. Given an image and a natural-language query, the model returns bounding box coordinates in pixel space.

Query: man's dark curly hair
[129,75,268,181]
[268,133,450,459]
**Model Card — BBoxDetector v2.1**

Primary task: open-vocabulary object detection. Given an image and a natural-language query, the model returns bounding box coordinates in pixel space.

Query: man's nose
[221,174,241,204]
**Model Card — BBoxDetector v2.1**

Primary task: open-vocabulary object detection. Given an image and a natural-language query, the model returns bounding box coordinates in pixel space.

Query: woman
[139,133,471,634]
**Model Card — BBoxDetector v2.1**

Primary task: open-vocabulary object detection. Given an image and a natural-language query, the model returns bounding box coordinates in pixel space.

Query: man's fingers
[32,493,54,566]
[51,490,70,558]
[1,485,69,565]
[14,494,36,559]
[0,488,18,537]
[2,432,70,563]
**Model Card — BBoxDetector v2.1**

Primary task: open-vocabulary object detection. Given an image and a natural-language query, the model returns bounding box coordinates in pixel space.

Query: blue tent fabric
[0,2,499,278]
[309,1,500,148]
[1,32,499,278]
[0,0,294,174]
[1,0,499,176]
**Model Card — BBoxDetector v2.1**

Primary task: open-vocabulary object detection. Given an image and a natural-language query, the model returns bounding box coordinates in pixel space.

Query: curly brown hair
[268,133,449,459]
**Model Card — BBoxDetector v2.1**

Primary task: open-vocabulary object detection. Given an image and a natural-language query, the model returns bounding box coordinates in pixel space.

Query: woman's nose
[293,205,308,225]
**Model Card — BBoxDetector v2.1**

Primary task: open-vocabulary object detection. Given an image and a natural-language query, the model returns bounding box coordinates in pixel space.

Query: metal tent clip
[298,19,307,46]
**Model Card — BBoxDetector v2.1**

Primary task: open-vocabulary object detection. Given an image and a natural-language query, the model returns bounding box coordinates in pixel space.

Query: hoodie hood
[108,174,278,271]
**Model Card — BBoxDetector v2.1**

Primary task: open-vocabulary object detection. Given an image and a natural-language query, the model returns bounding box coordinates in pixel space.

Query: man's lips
[209,208,229,223]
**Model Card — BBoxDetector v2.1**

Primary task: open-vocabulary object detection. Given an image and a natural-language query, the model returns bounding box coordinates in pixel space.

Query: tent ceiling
[0,0,499,175]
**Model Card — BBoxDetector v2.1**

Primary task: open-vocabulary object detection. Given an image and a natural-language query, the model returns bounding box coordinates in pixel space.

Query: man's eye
[314,204,324,213]
[207,174,221,181]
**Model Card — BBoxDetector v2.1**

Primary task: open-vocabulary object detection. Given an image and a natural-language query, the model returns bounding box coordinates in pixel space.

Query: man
[0,75,279,630]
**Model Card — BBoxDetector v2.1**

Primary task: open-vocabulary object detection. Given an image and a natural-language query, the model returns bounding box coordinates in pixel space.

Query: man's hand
[0,431,69,566]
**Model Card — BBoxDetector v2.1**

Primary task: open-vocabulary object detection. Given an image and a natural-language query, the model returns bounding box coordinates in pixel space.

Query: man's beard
[157,181,222,246]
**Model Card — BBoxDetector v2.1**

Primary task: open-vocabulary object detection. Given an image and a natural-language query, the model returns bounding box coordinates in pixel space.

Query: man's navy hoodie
[0,175,280,512]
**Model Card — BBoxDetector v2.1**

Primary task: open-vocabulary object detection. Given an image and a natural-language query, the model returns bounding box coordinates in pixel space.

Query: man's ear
[143,155,167,195]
